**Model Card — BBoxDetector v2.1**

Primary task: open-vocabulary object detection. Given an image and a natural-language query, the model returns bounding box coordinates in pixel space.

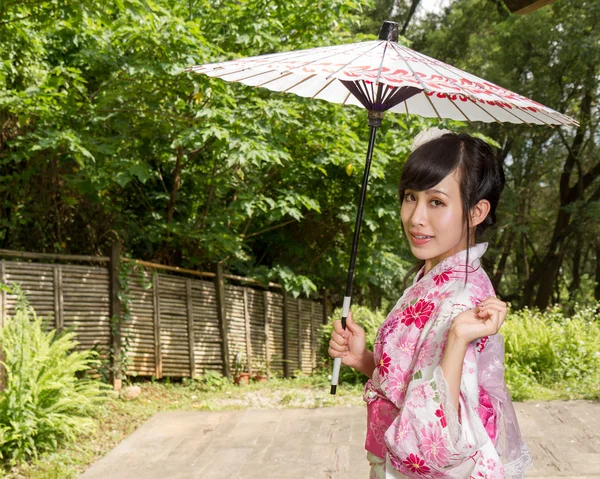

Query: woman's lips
[410,233,433,246]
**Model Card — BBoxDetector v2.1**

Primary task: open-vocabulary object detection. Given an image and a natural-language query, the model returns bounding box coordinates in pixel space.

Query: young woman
[328,130,531,478]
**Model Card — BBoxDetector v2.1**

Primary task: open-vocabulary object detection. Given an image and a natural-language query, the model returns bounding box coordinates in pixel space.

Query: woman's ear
[470,199,491,227]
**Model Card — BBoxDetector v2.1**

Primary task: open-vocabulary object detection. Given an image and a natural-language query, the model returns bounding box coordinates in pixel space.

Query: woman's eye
[431,199,444,207]
[403,194,415,202]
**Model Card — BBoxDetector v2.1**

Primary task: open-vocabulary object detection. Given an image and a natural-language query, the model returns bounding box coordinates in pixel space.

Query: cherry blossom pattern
[390,325,420,369]
[420,422,451,466]
[417,336,438,369]
[386,366,411,404]
[407,382,435,408]
[401,299,435,329]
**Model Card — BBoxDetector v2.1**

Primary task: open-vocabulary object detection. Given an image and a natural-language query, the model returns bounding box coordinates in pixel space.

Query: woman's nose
[409,201,427,226]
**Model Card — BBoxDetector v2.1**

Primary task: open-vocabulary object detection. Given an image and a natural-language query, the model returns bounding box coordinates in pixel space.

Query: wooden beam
[153,273,163,379]
[263,291,271,374]
[283,292,290,378]
[502,0,556,14]
[214,264,231,378]
[109,243,122,390]
[0,248,109,263]
[243,287,253,375]
[186,279,196,378]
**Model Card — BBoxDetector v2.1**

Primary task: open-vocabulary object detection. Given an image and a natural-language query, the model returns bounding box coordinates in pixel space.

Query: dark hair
[399,132,505,287]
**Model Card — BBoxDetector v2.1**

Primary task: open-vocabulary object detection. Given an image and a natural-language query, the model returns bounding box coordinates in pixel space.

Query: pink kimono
[364,243,531,478]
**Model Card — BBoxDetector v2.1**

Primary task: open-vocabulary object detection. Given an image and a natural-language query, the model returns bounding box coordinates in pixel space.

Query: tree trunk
[595,241,600,303]
[166,147,184,238]
[400,0,421,36]
[523,78,594,309]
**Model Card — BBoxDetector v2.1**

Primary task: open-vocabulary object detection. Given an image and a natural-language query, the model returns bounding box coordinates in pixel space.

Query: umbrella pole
[331,110,383,395]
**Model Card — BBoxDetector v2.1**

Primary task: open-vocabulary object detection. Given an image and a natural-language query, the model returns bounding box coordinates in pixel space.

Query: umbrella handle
[330,296,352,394]
[330,116,380,395]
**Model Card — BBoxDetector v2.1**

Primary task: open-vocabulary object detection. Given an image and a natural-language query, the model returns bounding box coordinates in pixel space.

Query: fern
[0,284,109,465]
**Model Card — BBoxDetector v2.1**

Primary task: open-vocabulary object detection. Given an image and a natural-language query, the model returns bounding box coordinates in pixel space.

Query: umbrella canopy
[188,21,577,395]
[189,24,577,127]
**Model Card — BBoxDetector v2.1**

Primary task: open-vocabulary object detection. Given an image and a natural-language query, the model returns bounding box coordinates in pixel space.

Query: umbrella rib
[389,43,429,93]
[311,77,338,99]
[446,97,472,123]
[341,90,352,106]
[407,47,569,126]
[324,41,384,79]
[223,69,279,82]
[257,71,295,87]
[374,42,389,86]
[423,92,443,121]
[516,106,555,127]
[402,49,505,123]
[275,41,378,77]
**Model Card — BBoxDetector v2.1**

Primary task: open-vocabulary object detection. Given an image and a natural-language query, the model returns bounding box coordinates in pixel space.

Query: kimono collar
[413,242,489,285]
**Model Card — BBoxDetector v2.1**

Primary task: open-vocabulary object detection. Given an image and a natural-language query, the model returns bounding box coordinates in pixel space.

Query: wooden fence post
[0,260,6,391]
[322,288,329,325]
[109,243,122,391]
[283,291,290,378]
[214,264,231,379]
[263,291,271,375]
[297,298,302,372]
[311,301,316,371]
[53,266,64,332]
[186,279,196,378]
[243,287,253,375]
[153,273,162,379]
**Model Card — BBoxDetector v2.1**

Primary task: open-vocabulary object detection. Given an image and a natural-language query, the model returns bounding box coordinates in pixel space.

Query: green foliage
[0,284,108,465]
[503,303,600,400]
[320,305,386,384]
[183,371,228,392]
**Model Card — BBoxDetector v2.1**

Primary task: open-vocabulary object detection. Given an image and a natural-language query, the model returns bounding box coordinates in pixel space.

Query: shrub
[0,284,108,465]
[503,303,600,400]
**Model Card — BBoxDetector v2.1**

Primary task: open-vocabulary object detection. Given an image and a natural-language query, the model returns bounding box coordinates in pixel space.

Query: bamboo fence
[0,246,327,384]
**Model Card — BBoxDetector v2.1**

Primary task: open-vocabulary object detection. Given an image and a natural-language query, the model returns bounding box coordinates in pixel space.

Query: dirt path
[80,400,600,478]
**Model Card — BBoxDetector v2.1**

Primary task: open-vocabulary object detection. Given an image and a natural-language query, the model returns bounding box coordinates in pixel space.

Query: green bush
[503,303,600,401]
[320,305,386,385]
[0,284,108,465]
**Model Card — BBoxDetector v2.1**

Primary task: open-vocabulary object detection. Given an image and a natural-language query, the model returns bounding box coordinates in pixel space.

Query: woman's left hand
[449,296,508,345]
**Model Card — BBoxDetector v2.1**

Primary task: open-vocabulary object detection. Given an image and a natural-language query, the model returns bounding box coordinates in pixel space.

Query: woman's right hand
[328,310,367,370]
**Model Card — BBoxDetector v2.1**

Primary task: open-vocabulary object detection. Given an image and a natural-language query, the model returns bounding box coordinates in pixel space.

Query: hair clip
[410,127,453,152]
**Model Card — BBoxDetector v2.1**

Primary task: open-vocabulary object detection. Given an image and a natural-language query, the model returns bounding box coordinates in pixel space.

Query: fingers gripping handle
[331,296,352,395]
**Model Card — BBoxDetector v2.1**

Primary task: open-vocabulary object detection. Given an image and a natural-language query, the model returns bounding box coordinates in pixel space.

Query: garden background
[0,0,599,476]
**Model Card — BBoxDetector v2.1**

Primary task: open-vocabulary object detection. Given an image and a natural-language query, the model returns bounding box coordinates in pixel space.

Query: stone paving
[80,401,600,478]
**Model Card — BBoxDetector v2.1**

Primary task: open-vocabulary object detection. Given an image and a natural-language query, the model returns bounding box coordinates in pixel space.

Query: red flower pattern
[476,336,488,353]
[378,352,391,377]
[433,269,453,286]
[435,403,447,428]
[402,453,431,475]
[401,300,435,329]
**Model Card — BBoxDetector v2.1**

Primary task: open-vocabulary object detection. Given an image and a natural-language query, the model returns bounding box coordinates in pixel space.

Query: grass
[5,373,364,479]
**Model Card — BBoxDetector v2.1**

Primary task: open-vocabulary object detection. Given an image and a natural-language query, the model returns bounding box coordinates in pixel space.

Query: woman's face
[400,169,468,269]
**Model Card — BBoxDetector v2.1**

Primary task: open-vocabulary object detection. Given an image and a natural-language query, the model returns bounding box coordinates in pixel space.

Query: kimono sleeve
[383,305,493,477]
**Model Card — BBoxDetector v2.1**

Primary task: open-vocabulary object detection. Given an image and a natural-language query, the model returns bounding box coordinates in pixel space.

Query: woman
[328,129,531,478]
